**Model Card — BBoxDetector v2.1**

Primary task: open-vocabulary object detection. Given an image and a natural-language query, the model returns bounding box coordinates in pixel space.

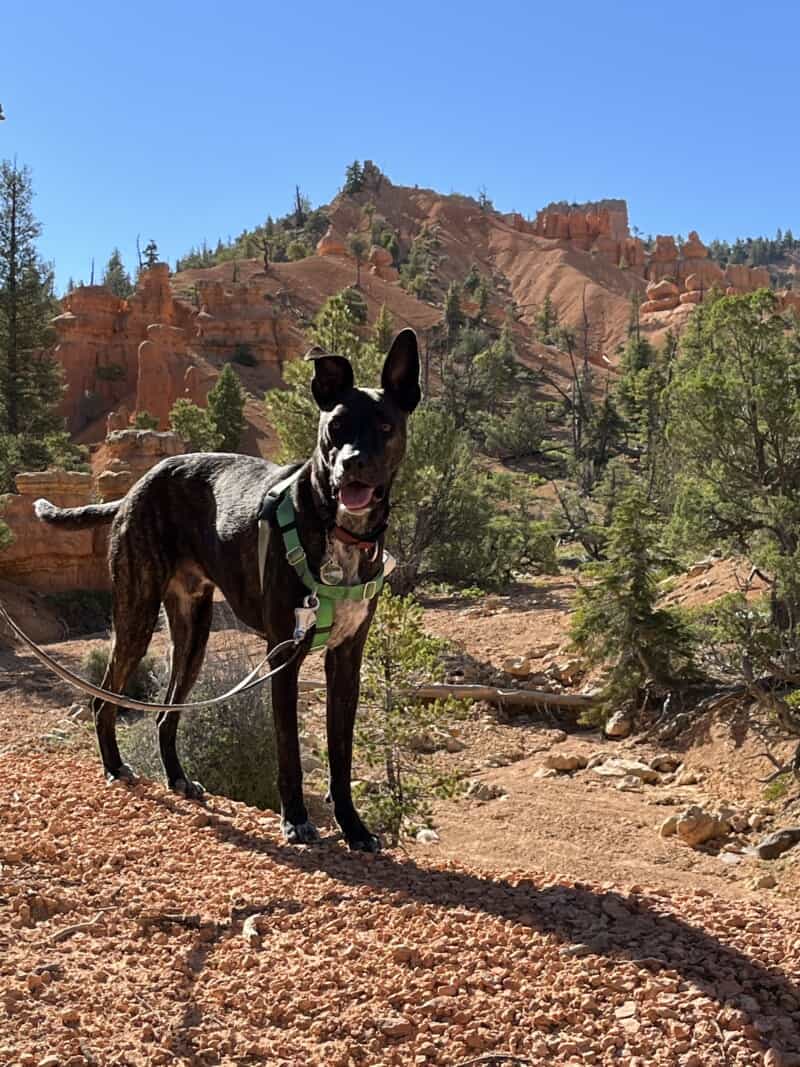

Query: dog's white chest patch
[325,538,370,648]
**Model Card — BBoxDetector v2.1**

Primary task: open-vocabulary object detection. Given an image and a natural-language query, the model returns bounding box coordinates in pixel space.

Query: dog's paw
[282,819,320,845]
[105,763,137,786]
[347,832,381,853]
[171,778,205,800]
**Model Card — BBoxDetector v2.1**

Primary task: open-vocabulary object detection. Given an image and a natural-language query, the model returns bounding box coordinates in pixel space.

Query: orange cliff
[508,199,645,271]
[50,264,304,438]
[508,203,773,317]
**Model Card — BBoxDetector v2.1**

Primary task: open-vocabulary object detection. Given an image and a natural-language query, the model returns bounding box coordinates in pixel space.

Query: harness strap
[258,467,303,594]
[276,493,384,603]
[257,470,385,651]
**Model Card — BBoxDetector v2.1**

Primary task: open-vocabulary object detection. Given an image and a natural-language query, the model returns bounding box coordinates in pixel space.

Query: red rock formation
[136,324,214,428]
[53,266,195,434]
[679,290,704,305]
[316,225,347,257]
[681,231,707,260]
[0,470,103,593]
[641,279,680,314]
[368,244,398,282]
[0,432,183,593]
[641,232,773,316]
[528,200,632,263]
[512,198,647,271]
[192,278,296,382]
[47,264,300,438]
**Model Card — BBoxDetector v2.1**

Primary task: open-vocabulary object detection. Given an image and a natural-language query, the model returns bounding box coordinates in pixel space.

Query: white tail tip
[33,498,56,520]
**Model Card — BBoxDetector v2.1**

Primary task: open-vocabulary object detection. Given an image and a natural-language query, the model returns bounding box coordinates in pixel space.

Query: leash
[0,598,302,714]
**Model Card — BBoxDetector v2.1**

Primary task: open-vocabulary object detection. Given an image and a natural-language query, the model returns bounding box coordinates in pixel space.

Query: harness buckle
[362,579,378,601]
[286,545,306,567]
[293,594,319,643]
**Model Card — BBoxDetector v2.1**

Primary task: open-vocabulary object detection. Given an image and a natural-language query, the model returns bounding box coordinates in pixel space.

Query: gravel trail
[1,754,800,1066]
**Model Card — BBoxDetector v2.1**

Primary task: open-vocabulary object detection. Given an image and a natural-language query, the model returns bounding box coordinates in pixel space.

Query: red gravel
[2,754,800,1066]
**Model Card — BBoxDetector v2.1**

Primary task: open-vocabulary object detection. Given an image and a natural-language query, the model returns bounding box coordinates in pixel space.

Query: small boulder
[616,775,643,792]
[674,766,702,787]
[605,710,633,738]
[676,805,729,848]
[686,559,714,578]
[650,753,682,773]
[751,872,777,890]
[379,1016,415,1038]
[593,758,660,784]
[660,814,679,837]
[542,752,588,773]
[503,655,531,678]
[585,752,607,770]
[466,780,506,802]
[754,827,800,861]
[416,828,439,845]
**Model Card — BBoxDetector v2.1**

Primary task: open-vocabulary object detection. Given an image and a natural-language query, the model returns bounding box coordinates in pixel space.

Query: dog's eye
[379,421,393,434]
[329,417,342,433]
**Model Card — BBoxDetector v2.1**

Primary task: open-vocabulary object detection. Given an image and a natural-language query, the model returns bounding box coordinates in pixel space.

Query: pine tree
[355,590,453,845]
[207,364,246,451]
[444,281,463,343]
[143,240,159,268]
[0,160,53,434]
[463,263,481,295]
[102,248,134,298]
[571,480,695,716]
[373,303,394,354]
[535,294,558,343]
[0,160,83,491]
[169,399,222,451]
[344,161,364,194]
[475,276,491,321]
[347,231,368,288]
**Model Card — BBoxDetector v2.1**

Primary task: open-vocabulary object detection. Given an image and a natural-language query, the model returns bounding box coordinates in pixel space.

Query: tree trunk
[6,174,18,434]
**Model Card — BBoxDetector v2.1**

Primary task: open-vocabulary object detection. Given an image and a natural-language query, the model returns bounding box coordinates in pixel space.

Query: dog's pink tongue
[340,483,374,510]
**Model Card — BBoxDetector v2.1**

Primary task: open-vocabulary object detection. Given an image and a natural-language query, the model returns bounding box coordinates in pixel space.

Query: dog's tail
[33,498,121,530]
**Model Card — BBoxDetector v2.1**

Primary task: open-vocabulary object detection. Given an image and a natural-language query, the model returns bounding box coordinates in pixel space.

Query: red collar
[333,525,381,559]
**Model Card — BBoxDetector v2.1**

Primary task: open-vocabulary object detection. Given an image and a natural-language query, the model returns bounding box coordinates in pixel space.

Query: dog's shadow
[196,811,799,1046]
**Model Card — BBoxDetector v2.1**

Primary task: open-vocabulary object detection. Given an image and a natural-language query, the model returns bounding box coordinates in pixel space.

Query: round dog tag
[320,556,344,585]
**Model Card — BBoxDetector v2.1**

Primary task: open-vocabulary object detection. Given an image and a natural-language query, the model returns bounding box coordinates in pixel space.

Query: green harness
[257,471,385,651]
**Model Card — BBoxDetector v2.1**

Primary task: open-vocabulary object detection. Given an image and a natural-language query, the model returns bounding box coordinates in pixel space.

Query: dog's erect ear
[381,329,421,413]
[305,346,355,410]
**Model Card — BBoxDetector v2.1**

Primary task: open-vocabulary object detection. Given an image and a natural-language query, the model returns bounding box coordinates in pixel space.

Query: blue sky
[3,1,799,290]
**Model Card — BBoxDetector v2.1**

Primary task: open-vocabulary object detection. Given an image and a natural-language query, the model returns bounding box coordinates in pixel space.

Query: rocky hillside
[42,169,798,457]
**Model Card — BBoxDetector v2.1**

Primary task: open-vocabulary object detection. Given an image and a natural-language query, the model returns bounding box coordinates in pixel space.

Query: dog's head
[307,328,421,524]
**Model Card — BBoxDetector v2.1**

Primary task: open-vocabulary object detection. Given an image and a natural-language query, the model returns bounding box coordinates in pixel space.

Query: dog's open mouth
[338,482,384,511]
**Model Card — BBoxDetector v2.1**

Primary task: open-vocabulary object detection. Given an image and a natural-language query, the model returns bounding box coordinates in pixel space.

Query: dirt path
[2,600,800,1065]
[1,752,799,1067]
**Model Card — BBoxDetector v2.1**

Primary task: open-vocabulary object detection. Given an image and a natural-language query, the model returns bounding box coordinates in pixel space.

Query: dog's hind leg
[93,571,162,784]
[272,657,319,844]
[157,579,214,800]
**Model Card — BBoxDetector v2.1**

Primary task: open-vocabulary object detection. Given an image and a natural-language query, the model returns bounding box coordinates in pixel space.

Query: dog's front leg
[325,634,380,852]
[271,654,319,844]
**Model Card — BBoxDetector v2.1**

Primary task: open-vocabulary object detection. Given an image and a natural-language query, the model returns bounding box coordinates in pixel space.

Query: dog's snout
[340,447,363,472]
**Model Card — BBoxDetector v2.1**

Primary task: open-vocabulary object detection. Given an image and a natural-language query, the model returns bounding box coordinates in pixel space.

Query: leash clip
[293,594,320,643]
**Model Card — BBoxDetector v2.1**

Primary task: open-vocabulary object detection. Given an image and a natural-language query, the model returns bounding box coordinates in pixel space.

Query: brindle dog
[34,330,421,851]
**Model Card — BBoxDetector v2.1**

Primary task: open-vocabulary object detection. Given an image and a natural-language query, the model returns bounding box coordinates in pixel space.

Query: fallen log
[298,679,594,711]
